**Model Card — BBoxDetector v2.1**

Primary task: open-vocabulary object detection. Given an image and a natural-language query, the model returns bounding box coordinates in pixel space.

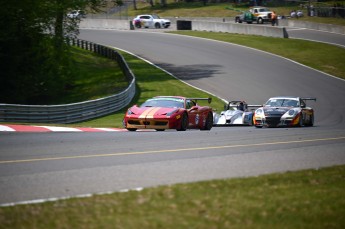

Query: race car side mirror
[190,106,198,111]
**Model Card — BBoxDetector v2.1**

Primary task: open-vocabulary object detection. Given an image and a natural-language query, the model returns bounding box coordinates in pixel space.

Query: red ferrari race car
[123,96,213,131]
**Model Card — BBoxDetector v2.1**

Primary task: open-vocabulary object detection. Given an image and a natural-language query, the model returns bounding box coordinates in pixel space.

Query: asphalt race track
[286,27,345,47]
[1,28,345,205]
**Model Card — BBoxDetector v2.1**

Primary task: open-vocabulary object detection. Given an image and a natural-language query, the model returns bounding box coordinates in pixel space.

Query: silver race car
[213,101,261,126]
[253,96,316,128]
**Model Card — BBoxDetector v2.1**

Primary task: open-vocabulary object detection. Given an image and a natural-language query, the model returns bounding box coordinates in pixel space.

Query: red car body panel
[123,96,213,131]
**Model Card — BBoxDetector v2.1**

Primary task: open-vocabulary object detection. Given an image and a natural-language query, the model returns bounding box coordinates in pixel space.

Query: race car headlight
[127,109,134,115]
[255,109,263,115]
[288,109,295,116]
[166,109,179,117]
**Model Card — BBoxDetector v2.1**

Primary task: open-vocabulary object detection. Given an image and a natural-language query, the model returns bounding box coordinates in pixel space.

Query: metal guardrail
[0,38,136,124]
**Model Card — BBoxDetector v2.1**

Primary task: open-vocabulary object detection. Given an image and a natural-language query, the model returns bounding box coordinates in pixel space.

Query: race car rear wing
[301,97,316,102]
[188,98,212,104]
[227,101,261,110]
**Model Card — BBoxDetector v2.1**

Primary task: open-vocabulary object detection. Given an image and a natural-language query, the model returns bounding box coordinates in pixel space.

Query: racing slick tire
[201,112,213,131]
[306,114,314,127]
[177,113,188,131]
[127,128,137,131]
[235,17,242,23]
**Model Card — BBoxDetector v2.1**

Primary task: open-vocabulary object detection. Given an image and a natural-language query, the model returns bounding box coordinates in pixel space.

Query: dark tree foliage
[0,0,109,104]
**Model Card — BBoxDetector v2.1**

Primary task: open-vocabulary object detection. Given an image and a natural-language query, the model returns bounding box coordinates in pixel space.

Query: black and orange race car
[123,96,213,131]
[253,96,316,128]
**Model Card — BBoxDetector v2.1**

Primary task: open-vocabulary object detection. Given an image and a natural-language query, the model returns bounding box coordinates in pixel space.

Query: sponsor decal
[195,114,199,124]
[146,107,161,118]
[139,108,153,119]
[139,107,160,119]
[176,114,181,119]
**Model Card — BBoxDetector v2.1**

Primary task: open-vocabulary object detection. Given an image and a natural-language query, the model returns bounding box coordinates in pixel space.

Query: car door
[186,100,198,128]
[140,16,152,28]
[145,15,154,28]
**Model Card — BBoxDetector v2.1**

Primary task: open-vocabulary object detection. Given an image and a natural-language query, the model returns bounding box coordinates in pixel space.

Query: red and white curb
[0,124,127,132]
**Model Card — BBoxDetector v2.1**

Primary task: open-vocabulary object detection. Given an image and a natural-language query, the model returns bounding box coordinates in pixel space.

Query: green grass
[1,165,344,228]
[76,50,226,128]
[54,47,128,104]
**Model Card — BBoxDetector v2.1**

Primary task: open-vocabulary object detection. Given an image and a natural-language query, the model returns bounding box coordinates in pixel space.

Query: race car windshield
[141,99,184,108]
[259,8,270,12]
[265,99,299,107]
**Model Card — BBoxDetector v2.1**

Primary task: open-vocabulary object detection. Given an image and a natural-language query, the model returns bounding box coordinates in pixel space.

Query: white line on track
[0,187,144,207]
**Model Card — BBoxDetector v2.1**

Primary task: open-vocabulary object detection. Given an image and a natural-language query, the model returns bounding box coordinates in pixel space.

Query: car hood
[263,107,289,116]
[221,109,241,117]
[130,106,179,116]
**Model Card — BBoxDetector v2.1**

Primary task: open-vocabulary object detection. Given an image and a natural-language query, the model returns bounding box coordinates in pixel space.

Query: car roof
[153,96,186,100]
[268,96,299,100]
[136,14,154,17]
[250,6,269,9]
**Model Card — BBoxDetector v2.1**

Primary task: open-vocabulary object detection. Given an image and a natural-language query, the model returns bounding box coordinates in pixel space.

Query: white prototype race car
[213,101,261,126]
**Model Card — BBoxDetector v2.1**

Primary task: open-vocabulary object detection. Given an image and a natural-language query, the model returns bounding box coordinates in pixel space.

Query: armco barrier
[0,39,136,124]
[191,21,289,38]
[79,17,343,35]
[79,18,288,38]
[278,19,345,34]
[80,19,130,30]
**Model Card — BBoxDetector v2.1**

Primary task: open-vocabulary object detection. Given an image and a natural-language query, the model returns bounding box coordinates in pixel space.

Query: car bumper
[126,118,171,129]
[254,117,295,127]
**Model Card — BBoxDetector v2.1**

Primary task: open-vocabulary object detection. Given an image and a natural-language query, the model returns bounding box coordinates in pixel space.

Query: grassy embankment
[1,165,344,228]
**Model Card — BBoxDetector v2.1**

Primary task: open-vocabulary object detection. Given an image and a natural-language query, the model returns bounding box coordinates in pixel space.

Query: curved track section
[286,27,345,47]
[1,29,344,205]
[79,29,345,128]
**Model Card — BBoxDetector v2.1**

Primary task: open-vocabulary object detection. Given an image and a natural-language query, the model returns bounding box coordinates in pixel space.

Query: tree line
[0,0,117,105]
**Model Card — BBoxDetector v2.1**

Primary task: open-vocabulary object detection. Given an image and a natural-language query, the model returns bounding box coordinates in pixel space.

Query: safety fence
[311,6,345,18]
[0,39,136,124]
